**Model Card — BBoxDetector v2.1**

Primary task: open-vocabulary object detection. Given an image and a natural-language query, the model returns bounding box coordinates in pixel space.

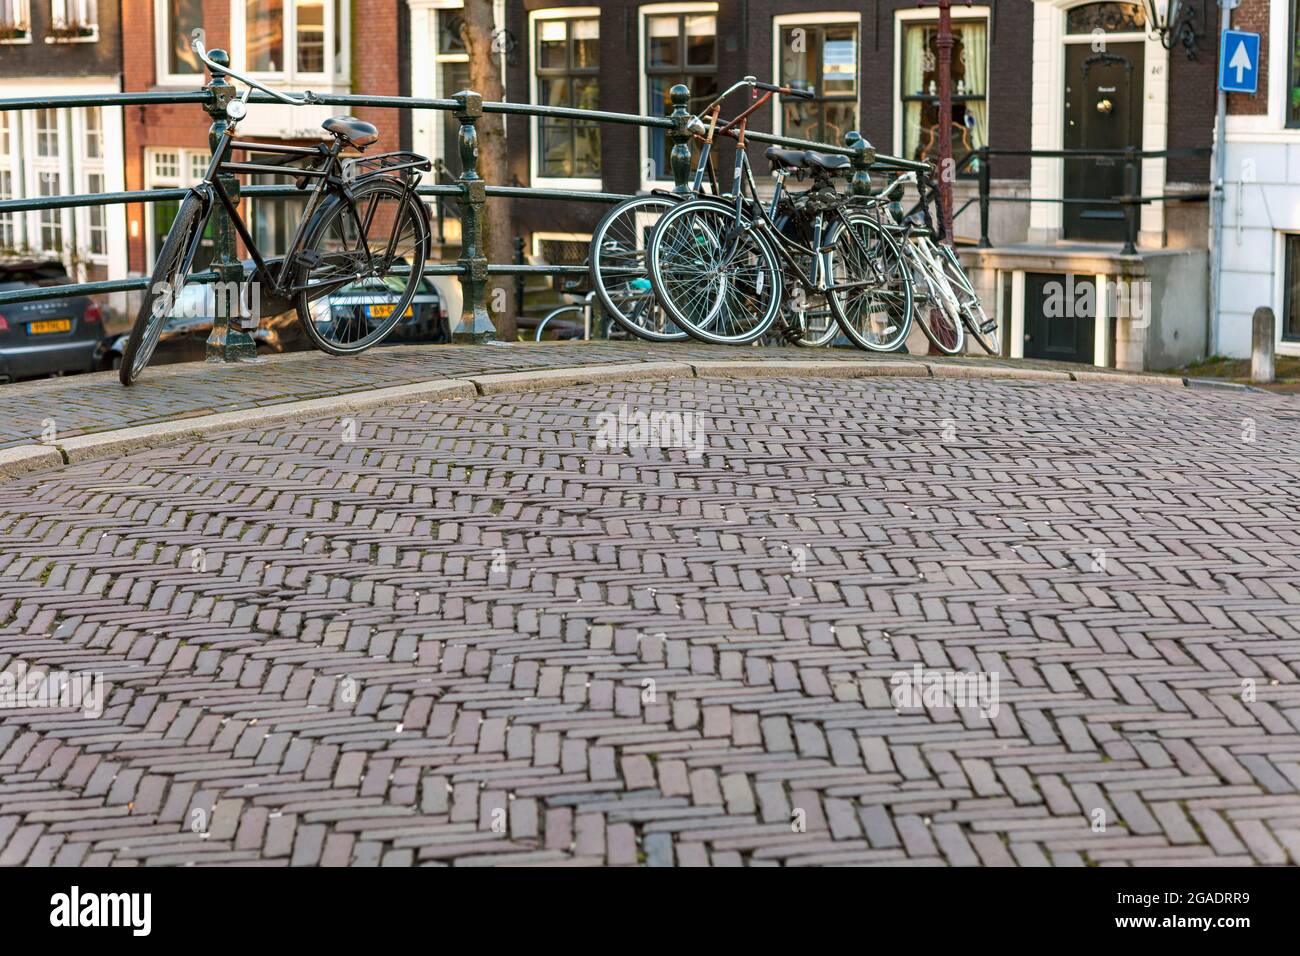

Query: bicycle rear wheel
[941,246,999,354]
[824,213,913,352]
[590,195,687,342]
[535,305,584,341]
[120,192,206,386]
[295,177,429,355]
[648,199,782,346]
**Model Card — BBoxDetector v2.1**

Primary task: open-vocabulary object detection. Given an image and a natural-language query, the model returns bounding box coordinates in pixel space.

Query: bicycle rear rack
[344,151,432,183]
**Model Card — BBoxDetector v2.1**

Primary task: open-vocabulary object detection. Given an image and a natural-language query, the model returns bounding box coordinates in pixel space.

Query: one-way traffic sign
[1219,29,1260,94]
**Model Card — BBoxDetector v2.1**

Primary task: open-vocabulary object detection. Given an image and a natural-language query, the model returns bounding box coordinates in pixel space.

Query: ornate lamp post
[914,0,956,245]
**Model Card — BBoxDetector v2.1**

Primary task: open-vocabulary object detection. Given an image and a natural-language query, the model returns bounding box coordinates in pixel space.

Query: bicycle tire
[294,177,430,356]
[648,199,782,346]
[535,305,585,341]
[589,195,688,342]
[908,244,965,356]
[120,192,206,386]
[824,213,914,353]
[940,246,999,354]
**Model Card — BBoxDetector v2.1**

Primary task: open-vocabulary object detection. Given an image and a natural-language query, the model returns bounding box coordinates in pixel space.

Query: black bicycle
[120,32,432,386]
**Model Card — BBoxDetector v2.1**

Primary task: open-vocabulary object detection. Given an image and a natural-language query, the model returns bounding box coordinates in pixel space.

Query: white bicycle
[874,171,999,355]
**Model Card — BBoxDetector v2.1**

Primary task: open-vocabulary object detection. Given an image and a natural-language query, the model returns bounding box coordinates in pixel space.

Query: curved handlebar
[191,31,318,106]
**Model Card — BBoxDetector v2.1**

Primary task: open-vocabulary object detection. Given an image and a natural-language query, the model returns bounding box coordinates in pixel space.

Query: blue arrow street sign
[1219,29,1260,94]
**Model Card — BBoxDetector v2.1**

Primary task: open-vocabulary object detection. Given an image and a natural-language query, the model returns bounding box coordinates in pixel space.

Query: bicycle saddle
[322,116,379,148]
[764,146,851,174]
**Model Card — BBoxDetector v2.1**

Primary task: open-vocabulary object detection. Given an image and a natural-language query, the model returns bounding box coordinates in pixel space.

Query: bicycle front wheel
[295,177,430,355]
[648,200,783,346]
[824,213,913,352]
[590,195,688,342]
[120,192,206,386]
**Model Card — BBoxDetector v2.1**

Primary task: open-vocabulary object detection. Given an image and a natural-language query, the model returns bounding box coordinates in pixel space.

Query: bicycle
[534,278,633,341]
[875,170,999,355]
[646,78,913,350]
[120,31,432,386]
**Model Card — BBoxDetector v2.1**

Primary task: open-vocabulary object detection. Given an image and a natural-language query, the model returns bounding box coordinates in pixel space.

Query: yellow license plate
[29,319,71,334]
[367,304,413,319]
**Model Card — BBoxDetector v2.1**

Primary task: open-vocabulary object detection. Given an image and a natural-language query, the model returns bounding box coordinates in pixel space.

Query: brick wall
[1227,0,1270,116]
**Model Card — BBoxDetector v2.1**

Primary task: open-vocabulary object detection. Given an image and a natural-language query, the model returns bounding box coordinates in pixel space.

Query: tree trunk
[460,0,517,340]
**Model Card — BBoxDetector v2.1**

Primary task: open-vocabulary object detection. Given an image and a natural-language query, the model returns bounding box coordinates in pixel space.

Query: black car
[100,267,449,368]
[0,259,107,383]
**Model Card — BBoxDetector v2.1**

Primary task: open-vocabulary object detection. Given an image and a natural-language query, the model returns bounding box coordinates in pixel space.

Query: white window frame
[154,0,207,85]
[143,147,209,263]
[893,7,991,163]
[0,113,22,251]
[24,109,71,258]
[72,108,107,263]
[47,0,98,42]
[636,2,718,192]
[1,0,32,44]
[232,0,350,85]
[528,6,602,191]
[771,11,862,147]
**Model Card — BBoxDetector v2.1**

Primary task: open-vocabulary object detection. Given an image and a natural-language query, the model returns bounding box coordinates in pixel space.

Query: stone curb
[0,358,1192,478]
[469,362,694,395]
[690,360,928,379]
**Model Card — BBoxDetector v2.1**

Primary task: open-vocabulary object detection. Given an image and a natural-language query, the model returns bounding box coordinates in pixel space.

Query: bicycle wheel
[824,213,913,352]
[535,305,584,341]
[648,199,782,345]
[782,292,839,347]
[908,246,965,356]
[589,195,688,342]
[295,177,429,355]
[941,246,999,354]
[120,192,206,386]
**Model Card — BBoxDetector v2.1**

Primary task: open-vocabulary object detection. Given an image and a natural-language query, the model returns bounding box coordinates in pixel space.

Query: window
[146,148,215,267]
[85,171,106,256]
[1290,0,1300,127]
[899,17,988,171]
[36,171,63,252]
[35,108,59,157]
[532,12,600,182]
[84,106,102,159]
[1286,235,1300,341]
[644,8,717,182]
[250,173,307,255]
[76,108,107,261]
[777,20,858,146]
[432,10,471,179]
[157,0,204,81]
[1,0,30,42]
[241,0,347,79]
[0,115,14,250]
[49,0,97,40]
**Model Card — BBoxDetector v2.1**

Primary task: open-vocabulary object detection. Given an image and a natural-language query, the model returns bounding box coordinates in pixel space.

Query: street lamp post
[915,0,957,245]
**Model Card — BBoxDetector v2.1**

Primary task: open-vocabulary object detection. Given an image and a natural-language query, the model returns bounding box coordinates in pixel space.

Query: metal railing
[0,50,929,359]
[966,145,1212,255]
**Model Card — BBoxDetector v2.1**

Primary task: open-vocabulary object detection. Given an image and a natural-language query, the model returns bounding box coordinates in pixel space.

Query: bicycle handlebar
[191,30,318,106]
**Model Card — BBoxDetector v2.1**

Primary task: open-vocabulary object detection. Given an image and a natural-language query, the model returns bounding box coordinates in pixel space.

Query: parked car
[0,258,107,383]
[100,264,448,369]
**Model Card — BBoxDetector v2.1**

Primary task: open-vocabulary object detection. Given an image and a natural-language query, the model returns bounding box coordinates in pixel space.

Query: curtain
[903,25,926,159]
[959,21,988,150]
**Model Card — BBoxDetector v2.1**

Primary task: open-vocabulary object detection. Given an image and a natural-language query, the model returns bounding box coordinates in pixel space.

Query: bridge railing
[0,52,931,358]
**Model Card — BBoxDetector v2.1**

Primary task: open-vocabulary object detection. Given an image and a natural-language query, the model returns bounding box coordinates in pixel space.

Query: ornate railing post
[203,49,258,363]
[845,131,874,197]
[667,84,693,194]
[451,89,496,343]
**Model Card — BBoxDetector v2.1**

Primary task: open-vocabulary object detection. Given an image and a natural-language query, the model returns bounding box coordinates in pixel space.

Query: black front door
[1063,42,1143,241]
[1023,272,1095,364]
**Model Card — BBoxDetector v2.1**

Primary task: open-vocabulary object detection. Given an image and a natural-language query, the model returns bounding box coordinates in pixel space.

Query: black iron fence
[0,53,928,358]
[965,145,1212,255]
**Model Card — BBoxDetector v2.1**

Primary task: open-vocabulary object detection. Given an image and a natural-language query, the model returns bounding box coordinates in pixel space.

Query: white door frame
[1029,0,1168,247]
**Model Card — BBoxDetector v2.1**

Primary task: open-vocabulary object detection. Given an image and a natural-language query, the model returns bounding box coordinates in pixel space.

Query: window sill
[533,175,604,192]
[45,32,98,43]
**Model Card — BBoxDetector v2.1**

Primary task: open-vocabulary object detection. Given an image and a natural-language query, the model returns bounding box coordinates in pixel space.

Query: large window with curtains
[899,17,988,173]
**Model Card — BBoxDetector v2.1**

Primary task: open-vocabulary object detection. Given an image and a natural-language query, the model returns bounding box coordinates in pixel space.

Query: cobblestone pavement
[0,340,1159,450]
[1,376,1298,866]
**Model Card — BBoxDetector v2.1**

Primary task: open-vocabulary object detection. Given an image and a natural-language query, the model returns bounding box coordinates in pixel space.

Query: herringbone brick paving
[1,376,1298,866]
[0,340,1151,450]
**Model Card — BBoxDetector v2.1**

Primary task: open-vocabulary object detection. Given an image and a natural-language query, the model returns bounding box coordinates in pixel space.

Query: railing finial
[668,84,693,194]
